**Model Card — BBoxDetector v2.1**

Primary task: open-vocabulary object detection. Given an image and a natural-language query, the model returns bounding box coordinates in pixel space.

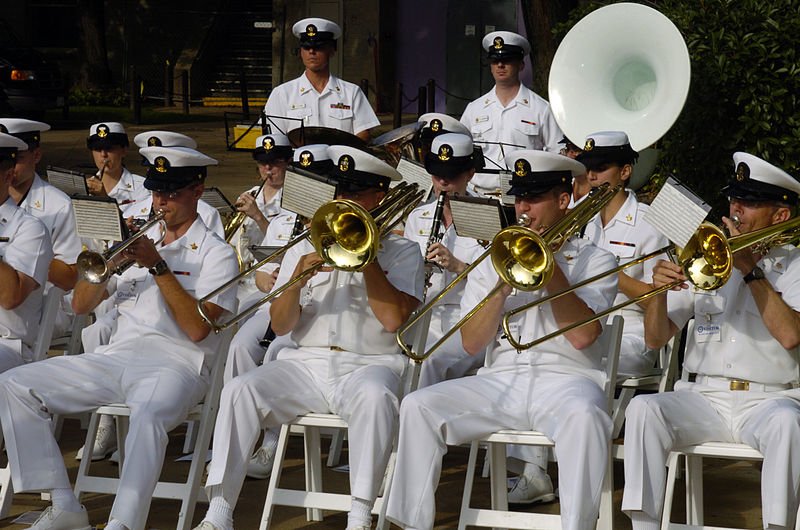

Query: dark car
[0,18,64,117]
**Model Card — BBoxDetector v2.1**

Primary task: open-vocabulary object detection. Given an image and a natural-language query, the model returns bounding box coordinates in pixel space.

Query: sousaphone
[548,2,690,189]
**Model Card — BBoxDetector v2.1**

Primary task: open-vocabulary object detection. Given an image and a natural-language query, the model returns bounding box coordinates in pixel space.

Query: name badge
[695,323,721,343]
[475,115,490,123]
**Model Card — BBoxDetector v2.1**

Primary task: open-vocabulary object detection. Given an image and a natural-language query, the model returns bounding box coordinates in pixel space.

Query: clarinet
[258,213,306,349]
[422,192,447,300]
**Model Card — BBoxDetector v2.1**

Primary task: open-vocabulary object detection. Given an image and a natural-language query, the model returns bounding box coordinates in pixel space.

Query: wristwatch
[148,259,170,276]
[743,265,765,284]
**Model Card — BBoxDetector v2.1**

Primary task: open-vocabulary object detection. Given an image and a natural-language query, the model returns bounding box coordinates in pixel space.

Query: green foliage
[68,86,129,107]
[556,0,800,216]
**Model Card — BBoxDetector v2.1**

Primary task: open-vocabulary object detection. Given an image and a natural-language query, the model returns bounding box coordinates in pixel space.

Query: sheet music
[72,196,124,241]
[248,245,287,264]
[46,166,88,196]
[643,176,711,248]
[201,187,235,215]
[498,170,514,206]
[396,157,432,198]
[282,169,337,219]
[450,196,504,241]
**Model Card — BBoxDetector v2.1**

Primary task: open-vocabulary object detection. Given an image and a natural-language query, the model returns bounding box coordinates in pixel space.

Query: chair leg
[260,424,292,530]
[684,454,704,525]
[115,415,129,472]
[74,411,103,500]
[488,442,508,512]
[326,429,345,467]
[0,430,12,519]
[597,445,614,530]
[303,425,324,522]
[661,452,680,529]
[457,441,482,530]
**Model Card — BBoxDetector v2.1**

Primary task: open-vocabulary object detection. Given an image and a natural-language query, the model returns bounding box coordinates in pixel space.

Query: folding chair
[457,315,624,530]
[0,285,65,518]
[72,330,232,530]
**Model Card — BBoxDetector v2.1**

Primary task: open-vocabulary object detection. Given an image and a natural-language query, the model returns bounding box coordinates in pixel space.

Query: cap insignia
[493,36,504,49]
[263,137,275,150]
[147,136,161,146]
[431,119,442,132]
[306,24,317,37]
[96,124,109,138]
[338,154,353,173]
[9,152,15,159]
[299,151,313,167]
[437,144,452,161]
[514,159,530,177]
[154,156,170,173]
[735,162,749,181]
[584,138,595,151]
[0,124,7,134]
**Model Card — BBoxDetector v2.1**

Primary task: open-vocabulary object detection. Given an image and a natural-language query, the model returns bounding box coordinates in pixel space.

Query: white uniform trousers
[622,383,800,529]
[386,368,611,530]
[224,307,271,383]
[0,349,207,530]
[205,352,402,505]
[616,333,657,379]
[417,306,484,389]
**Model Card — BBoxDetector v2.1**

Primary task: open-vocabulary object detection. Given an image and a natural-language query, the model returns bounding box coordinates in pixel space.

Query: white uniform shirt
[99,216,238,374]
[257,209,299,276]
[403,199,483,307]
[135,195,224,239]
[583,192,668,339]
[666,244,800,385]
[107,168,151,220]
[462,236,617,381]
[273,234,424,361]
[264,72,380,136]
[0,198,53,349]
[460,84,563,193]
[18,174,81,263]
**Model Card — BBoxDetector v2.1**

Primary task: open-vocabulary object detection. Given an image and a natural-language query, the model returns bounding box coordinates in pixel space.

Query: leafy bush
[556,0,800,215]
[68,86,129,107]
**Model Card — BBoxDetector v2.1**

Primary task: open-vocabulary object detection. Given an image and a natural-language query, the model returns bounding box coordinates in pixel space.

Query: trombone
[396,183,622,362]
[198,182,425,333]
[503,216,800,351]
[76,210,167,284]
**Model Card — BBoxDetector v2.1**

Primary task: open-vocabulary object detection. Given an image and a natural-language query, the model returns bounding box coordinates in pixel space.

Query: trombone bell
[679,224,732,291]
[312,200,380,271]
[491,226,554,291]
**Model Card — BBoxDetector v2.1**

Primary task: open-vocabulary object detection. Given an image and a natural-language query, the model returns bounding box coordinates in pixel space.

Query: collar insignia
[190,242,198,250]
[625,214,633,222]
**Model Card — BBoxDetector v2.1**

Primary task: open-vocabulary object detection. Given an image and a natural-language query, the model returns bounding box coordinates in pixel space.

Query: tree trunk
[520,0,579,96]
[77,0,113,88]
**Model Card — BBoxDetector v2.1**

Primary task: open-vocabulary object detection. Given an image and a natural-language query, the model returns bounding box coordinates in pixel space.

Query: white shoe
[75,423,117,461]
[246,445,275,479]
[29,505,91,530]
[507,473,557,505]
[192,522,224,530]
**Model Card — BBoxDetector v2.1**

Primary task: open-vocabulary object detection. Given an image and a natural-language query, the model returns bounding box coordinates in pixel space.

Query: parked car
[0,18,64,117]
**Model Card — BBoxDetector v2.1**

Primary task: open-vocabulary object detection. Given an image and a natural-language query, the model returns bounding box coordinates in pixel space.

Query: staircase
[202,0,273,106]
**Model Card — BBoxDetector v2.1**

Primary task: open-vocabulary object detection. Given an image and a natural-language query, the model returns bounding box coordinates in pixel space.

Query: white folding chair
[457,315,624,530]
[72,330,233,530]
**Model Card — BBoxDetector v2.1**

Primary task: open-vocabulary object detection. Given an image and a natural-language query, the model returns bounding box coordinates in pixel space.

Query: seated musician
[194,145,424,530]
[417,112,473,159]
[579,131,669,377]
[0,132,53,374]
[623,152,800,530]
[0,146,238,530]
[403,132,484,387]
[386,149,619,530]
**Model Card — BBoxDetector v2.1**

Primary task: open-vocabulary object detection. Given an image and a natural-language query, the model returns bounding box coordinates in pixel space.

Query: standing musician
[580,131,668,377]
[623,153,800,530]
[403,132,484,387]
[0,118,80,291]
[263,17,380,141]
[460,31,562,197]
[0,133,53,374]
[0,146,238,530]
[194,146,424,530]
[386,150,618,530]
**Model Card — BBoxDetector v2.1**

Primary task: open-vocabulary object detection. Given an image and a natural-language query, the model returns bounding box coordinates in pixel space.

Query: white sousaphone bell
[548,2,691,190]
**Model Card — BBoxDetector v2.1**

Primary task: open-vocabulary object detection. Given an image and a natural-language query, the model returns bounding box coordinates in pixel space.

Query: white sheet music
[282,169,337,219]
[644,177,711,248]
[450,197,504,242]
[72,197,124,241]
[201,187,235,214]
[396,157,432,196]
[46,166,88,196]
[499,170,514,206]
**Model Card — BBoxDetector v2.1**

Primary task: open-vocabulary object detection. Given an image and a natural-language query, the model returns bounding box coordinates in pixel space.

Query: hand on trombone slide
[286,251,333,291]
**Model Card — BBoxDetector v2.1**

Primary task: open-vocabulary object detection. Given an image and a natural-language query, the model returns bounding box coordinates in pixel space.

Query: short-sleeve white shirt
[264,72,380,136]
[100,216,238,374]
[665,244,800,385]
[18,174,81,263]
[107,168,151,220]
[0,198,53,349]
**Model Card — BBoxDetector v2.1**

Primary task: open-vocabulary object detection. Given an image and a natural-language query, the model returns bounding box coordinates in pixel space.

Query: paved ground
[1,106,766,529]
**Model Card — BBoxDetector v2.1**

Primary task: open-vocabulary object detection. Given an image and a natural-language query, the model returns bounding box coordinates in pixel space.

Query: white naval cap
[0,118,50,146]
[0,132,29,162]
[253,132,293,163]
[133,131,197,149]
[139,146,217,192]
[506,149,585,197]
[483,31,531,59]
[87,122,129,149]
[576,130,638,169]
[293,143,334,174]
[293,17,341,47]
[425,133,477,179]
[418,113,471,139]
[328,145,401,192]
[725,152,800,206]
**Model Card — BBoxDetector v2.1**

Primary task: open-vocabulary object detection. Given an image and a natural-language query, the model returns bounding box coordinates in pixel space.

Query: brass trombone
[502,216,800,351]
[198,182,425,332]
[395,183,622,362]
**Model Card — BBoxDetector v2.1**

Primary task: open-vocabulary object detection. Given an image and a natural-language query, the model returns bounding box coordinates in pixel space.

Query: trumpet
[395,183,621,362]
[502,215,800,351]
[76,210,167,284]
[198,182,425,333]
